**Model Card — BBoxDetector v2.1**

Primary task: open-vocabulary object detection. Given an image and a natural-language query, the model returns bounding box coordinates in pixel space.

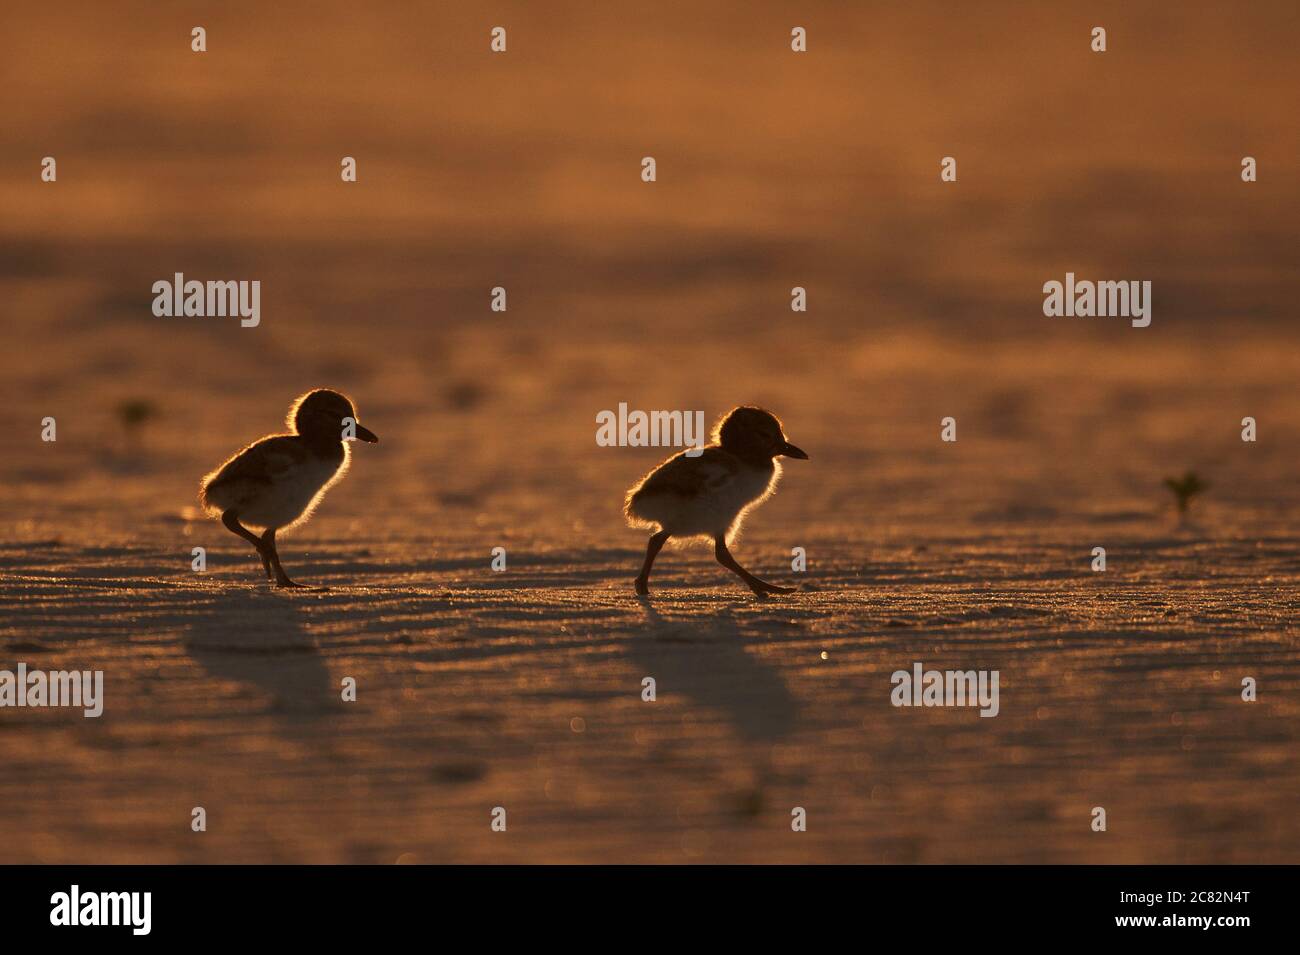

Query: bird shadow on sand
[182,588,342,735]
[624,601,801,816]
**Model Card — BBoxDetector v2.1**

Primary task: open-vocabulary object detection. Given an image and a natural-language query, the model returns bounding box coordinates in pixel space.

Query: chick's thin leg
[222,510,274,582]
[714,537,794,595]
[635,530,671,596]
[261,528,305,588]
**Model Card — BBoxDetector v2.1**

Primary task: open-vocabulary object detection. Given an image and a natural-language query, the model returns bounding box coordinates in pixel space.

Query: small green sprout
[115,399,158,430]
[115,399,160,449]
[1163,471,1207,516]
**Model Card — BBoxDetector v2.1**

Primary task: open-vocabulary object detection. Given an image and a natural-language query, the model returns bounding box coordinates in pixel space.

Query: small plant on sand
[115,398,160,449]
[1163,471,1207,517]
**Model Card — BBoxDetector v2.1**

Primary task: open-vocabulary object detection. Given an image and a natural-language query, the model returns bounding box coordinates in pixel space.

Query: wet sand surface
[1,1,1298,862]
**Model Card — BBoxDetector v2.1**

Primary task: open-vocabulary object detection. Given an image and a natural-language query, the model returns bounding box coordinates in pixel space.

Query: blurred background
[0,1,1297,863]
[2,0,1297,539]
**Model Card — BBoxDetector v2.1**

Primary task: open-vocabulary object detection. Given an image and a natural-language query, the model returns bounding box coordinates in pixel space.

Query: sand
[2,320,1297,863]
[1,0,1297,863]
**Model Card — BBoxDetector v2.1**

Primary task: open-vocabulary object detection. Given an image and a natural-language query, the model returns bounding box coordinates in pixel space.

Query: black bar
[0,865,1285,940]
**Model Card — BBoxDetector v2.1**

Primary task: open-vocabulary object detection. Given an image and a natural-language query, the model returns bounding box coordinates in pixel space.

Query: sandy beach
[1,1,1297,863]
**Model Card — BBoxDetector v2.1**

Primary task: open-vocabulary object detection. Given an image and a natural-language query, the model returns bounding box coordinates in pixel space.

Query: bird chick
[625,406,807,596]
[200,389,378,587]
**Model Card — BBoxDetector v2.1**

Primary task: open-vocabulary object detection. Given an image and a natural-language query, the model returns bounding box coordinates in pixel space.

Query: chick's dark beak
[353,424,379,443]
[779,441,808,460]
